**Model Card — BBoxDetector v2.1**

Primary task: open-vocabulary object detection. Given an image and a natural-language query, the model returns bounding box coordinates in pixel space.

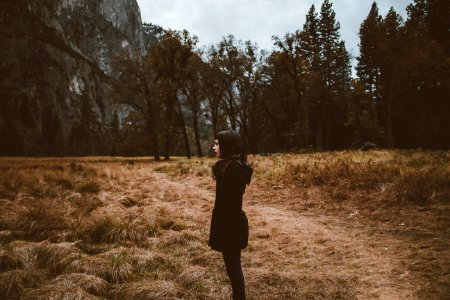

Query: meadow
[0,150,448,299]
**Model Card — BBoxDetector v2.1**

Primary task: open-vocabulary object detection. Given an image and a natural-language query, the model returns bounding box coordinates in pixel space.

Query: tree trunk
[163,97,174,160]
[192,114,203,157]
[325,111,331,150]
[385,99,395,148]
[146,116,160,161]
[175,98,191,159]
[207,97,219,136]
[144,95,160,161]
[315,114,323,151]
[227,89,237,130]
[181,123,191,159]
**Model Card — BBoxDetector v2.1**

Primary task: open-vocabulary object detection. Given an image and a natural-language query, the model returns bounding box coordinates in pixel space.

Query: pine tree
[271,32,311,149]
[392,0,450,148]
[356,2,382,98]
[301,5,321,70]
[379,7,403,147]
[300,5,322,149]
[317,0,349,149]
[319,0,341,80]
[345,80,384,147]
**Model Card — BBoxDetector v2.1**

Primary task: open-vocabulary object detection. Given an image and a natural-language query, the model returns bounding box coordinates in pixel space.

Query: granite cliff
[0,0,145,155]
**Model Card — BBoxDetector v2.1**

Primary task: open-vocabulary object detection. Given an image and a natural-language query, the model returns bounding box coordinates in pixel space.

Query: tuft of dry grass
[0,170,19,199]
[157,230,202,249]
[3,241,80,274]
[0,162,106,202]
[34,241,81,275]
[0,269,46,299]
[154,158,214,178]
[86,213,157,246]
[14,198,71,241]
[7,241,39,270]
[68,253,133,284]
[0,200,19,231]
[248,272,358,300]
[21,285,98,300]
[390,167,450,204]
[112,279,183,299]
[49,273,109,296]
[119,195,141,207]
[67,247,160,284]
[176,265,209,297]
[77,181,101,194]
[138,252,181,280]
[67,193,103,214]
[0,247,20,271]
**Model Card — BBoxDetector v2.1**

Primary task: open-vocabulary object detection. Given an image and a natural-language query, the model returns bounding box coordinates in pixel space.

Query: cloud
[137,0,412,63]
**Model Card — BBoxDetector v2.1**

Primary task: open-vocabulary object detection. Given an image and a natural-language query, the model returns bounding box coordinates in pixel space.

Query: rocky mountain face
[0,0,145,155]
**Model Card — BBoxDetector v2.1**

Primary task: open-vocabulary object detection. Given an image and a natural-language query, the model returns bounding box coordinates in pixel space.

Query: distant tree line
[108,0,448,159]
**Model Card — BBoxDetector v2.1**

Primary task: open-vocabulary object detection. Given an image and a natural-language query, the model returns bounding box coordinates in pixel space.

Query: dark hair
[215,130,247,161]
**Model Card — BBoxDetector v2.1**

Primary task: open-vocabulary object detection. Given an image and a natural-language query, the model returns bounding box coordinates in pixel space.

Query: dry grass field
[0,150,449,299]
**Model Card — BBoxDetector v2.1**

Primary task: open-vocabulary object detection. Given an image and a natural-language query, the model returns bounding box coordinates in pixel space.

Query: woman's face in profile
[213,139,220,158]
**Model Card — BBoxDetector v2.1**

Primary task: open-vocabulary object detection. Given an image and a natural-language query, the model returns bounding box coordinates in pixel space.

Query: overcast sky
[136,0,413,70]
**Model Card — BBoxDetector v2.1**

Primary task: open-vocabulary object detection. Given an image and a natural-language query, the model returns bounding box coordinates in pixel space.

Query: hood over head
[213,157,253,185]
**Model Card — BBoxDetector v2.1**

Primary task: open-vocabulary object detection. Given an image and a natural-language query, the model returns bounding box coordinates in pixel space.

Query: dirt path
[144,166,421,299]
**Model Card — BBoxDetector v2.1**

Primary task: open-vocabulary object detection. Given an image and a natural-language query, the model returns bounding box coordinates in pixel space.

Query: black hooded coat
[209,157,253,252]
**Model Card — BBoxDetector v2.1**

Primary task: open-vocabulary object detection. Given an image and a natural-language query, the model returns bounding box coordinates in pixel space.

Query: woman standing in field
[210,129,253,300]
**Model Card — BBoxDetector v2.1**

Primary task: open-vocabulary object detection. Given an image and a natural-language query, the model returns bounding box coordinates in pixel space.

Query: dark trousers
[222,248,245,300]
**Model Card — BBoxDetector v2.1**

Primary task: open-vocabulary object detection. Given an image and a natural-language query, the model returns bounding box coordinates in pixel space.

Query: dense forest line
[109,0,449,159]
[2,0,448,157]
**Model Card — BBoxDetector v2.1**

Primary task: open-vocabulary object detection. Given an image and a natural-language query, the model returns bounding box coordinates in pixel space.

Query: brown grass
[176,265,209,297]
[14,198,71,241]
[77,181,101,194]
[112,279,183,299]
[49,273,109,296]
[85,213,157,246]
[21,285,98,300]
[0,153,448,299]
[34,241,81,275]
[0,269,46,299]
